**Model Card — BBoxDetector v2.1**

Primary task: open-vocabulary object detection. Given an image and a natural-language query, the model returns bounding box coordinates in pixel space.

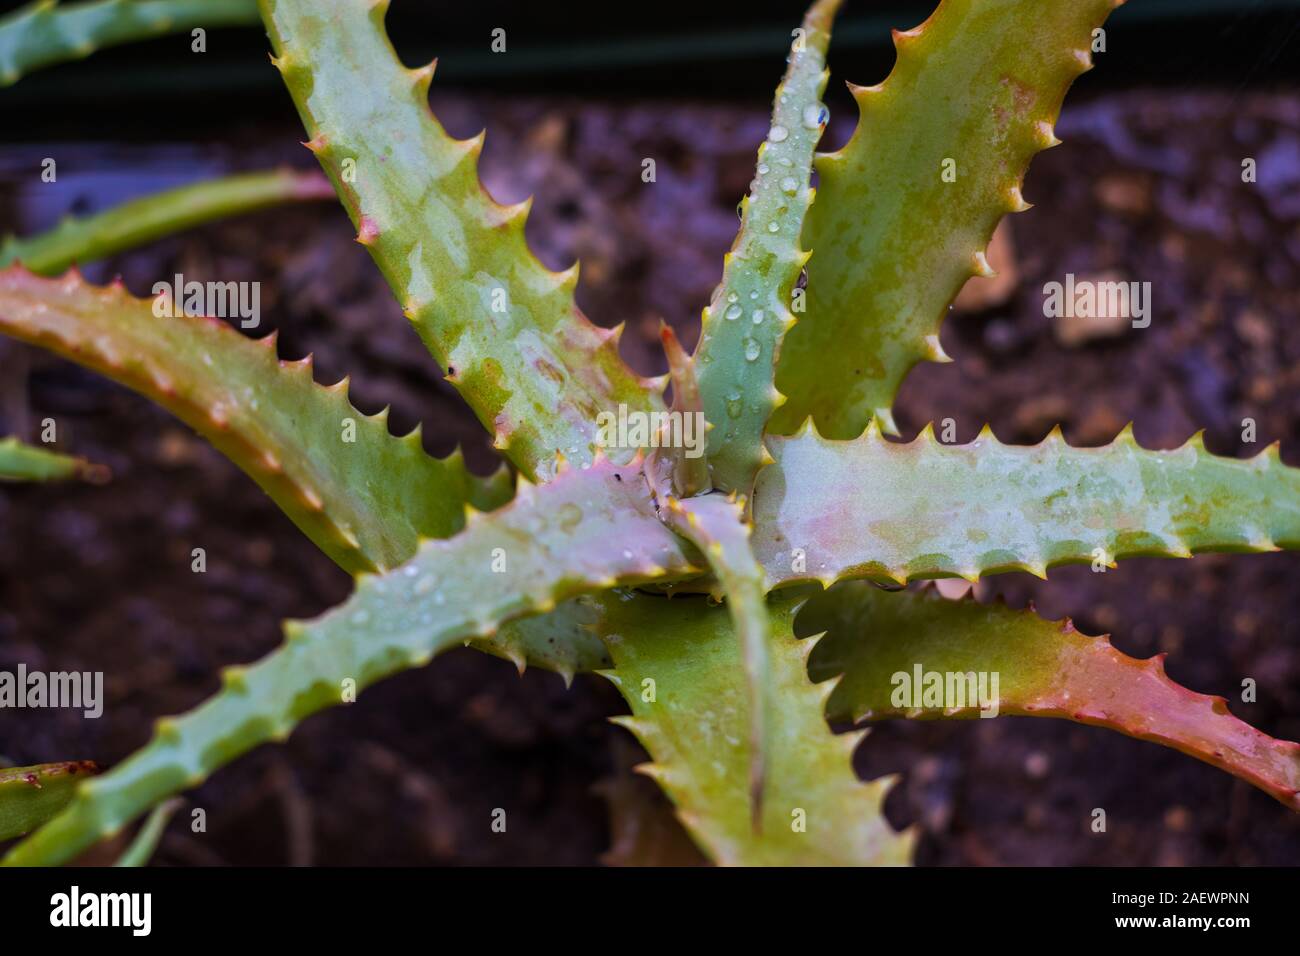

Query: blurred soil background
[2,1,1300,865]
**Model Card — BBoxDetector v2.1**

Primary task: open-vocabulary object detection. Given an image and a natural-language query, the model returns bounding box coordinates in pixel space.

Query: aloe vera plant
[3,0,1299,867]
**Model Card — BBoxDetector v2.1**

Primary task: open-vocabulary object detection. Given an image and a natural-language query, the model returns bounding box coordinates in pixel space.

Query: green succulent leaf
[653,324,710,498]
[4,455,697,866]
[659,493,773,824]
[803,582,1300,811]
[753,423,1300,589]
[471,597,610,687]
[0,0,259,87]
[693,0,836,492]
[0,268,602,680]
[0,434,107,483]
[261,0,663,481]
[112,797,180,866]
[0,266,500,574]
[0,761,99,841]
[771,0,1123,437]
[0,169,334,276]
[598,591,910,866]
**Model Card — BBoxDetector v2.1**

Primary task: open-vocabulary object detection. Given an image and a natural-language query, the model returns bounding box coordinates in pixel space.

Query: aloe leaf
[0,267,599,679]
[652,324,709,498]
[0,761,99,841]
[753,422,1300,590]
[470,596,609,687]
[693,0,836,492]
[770,0,1123,437]
[0,0,259,86]
[4,455,697,866]
[112,797,180,866]
[658,493,773,825]
[0,266,493,574]
[0,169,334,276]
[0,434,107,483]
[260,0,663,481]
[803,582,1300,811]
[598,591,910,865]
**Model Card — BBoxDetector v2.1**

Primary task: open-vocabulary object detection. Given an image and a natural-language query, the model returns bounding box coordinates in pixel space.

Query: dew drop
[727,291,739,304]
[768,125,789,143]
[767,221,780,233]
[725,392,743,419]
[780,176,798,194]
[752,310,765,324]
[744,339,761,361]
[757,163,769,175]
[802,103,829,129]
[557,502,582,530]
[725,304,743,321]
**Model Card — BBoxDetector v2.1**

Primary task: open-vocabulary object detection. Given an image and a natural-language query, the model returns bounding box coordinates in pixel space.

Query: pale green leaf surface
[261,0,663,480]
[599,591,910,866]
[659,493,772,821]
[693,0,837,492]
[753,423,1300,589]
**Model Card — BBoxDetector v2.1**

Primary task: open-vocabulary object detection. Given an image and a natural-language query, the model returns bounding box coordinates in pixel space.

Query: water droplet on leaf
[802,103,828,129]
[557,502,582,530]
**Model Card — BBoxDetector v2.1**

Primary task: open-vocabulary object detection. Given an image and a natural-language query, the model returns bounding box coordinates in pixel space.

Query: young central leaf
[693,0,838,493]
